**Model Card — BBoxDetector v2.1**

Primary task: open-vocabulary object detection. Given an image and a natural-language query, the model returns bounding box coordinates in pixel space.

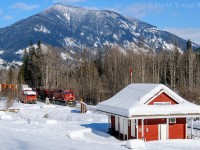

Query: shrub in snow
[126,139,145,149]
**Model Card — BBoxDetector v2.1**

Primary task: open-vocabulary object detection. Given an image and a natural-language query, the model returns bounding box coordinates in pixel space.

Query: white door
[131,119,135,137]
[124,118,128,135]
[119,117,124,134]
[115,117,118,131]
[159,124,167,140]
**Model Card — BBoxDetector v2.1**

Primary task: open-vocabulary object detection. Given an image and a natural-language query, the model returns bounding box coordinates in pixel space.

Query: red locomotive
[37,88,76,106]
[20,87,37,104]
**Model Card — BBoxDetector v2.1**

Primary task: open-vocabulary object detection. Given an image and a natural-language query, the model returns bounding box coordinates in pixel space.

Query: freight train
[37,88,76,106]
[1,84,76,106]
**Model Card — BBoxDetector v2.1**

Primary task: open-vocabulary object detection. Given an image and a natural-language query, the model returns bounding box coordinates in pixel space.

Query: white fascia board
[129,114,200,120]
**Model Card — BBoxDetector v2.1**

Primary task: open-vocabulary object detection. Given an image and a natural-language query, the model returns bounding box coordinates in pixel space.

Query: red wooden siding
[110,116,186,141]
[148,92,178,105]
[138,119,166,141]
[169,118,186,139]
[136,118,186,141]
[128,120,132,139]
[111,115,115,129]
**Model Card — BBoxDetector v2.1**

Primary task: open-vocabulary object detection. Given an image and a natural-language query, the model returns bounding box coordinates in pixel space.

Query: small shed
[97,84,200,141]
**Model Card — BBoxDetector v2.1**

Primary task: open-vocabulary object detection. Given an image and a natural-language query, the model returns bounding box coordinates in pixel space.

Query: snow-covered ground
[1,100,200,150]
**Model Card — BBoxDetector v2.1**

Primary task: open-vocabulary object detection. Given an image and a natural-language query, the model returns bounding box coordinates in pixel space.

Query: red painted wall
[128,120,132,139]
[148,92,178,105]
[138,119,166,141]
[136,118,186,141]
[111,115,115,129]
[110,117,186,141]
[169,118,186,139]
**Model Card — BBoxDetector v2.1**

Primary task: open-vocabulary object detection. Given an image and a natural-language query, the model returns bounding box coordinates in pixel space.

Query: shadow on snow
[81,123,111,138]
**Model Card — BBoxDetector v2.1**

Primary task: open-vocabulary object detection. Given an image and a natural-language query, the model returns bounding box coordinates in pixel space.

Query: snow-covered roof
[23,87,32,91]
[23,91,36,95]
[97,84,200,118]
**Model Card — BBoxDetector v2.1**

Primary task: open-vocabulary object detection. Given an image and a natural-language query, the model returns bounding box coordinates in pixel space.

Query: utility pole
[130,67,133,84]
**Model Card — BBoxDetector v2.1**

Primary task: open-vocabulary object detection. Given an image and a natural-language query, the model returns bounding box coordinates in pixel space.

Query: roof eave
[130,113,200,119]
[97,109,200,119]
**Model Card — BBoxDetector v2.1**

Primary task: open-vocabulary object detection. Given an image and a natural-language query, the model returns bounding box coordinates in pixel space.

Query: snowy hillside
[1,100,200,150]
[0,3,199,64]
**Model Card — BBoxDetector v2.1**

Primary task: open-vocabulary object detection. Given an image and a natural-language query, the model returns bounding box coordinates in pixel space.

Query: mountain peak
[50,3,87,12]
[0,4,199,65]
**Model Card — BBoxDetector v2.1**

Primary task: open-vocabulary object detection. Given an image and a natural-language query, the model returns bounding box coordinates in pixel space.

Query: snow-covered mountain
[0,3,199,64]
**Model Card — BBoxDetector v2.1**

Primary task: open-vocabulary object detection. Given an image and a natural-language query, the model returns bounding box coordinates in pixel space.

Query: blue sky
[0,0,200,44]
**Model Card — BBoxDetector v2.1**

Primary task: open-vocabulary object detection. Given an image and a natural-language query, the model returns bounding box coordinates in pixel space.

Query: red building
[97,84,200,141]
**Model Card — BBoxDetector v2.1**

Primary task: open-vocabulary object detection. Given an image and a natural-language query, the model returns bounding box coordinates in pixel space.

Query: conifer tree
[34,41,44,87]
[18,48,29,84]
[23,49,30,82]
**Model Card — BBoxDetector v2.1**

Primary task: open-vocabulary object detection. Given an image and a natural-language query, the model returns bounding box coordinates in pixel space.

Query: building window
[170,118,176,123]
